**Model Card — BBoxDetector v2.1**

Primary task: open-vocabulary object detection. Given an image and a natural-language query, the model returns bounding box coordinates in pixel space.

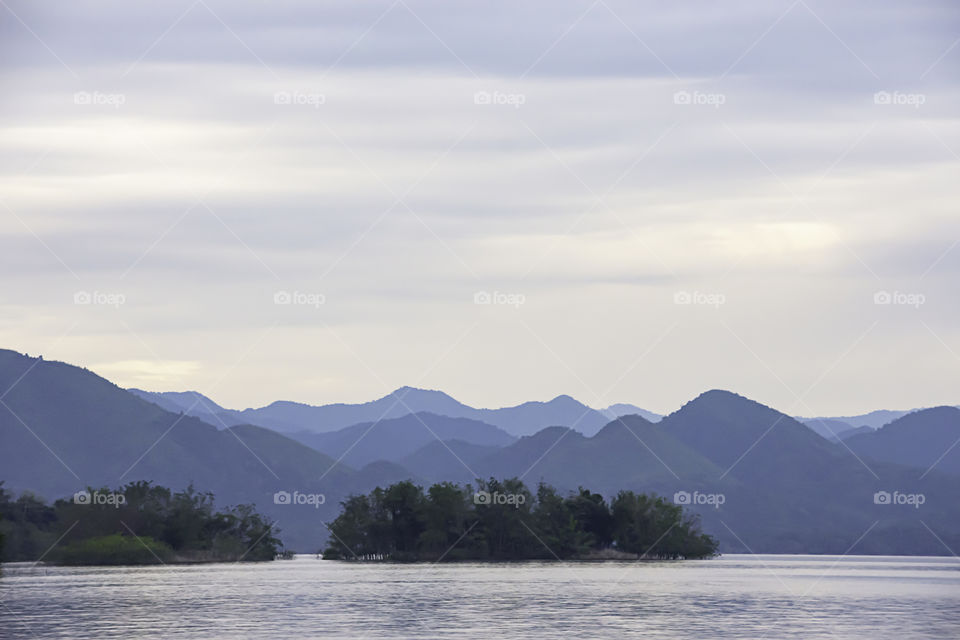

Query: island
[323,478,718,561]
[0,481,279,565]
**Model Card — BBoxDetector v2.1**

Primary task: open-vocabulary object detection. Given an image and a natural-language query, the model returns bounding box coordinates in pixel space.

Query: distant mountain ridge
[0,350,409,550]
[128,389,243,428]
[802,408,917,430]
[5,349,959,555]
[131,386,637,437]
[600,403,663,422]
[802,418,858,441]
[844,406,960,476]
[420,389,960,554]
[286,412,515,468]
[132,387,955,442]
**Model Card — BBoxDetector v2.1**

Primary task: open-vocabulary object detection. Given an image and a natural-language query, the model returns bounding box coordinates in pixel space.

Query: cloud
[89,359,202,386]
[0,0,958,414]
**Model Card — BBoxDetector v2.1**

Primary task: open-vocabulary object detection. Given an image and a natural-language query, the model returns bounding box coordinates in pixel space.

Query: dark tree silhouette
[323,478,718,561]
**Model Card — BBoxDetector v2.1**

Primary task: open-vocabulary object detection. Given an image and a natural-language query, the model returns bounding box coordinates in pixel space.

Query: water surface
[2,555,958,638]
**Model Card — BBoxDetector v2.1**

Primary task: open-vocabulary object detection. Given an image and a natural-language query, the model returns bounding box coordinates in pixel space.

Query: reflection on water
[2,555,958,639]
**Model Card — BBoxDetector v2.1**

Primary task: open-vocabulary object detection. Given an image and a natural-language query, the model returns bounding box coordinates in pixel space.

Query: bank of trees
[323,478,718,561]
[0,481,280,564]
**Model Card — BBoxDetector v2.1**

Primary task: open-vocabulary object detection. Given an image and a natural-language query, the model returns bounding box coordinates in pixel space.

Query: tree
[418,482,474,559]
[323,480,717,562]
[531,483,582,558]
[611,491,716,559]
[565,487,614,549]
[0,481,281,564]
[382,480,425,557]
[472,477,535,560]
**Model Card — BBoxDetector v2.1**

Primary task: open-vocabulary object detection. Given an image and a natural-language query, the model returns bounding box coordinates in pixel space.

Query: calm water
[2,555,958,639]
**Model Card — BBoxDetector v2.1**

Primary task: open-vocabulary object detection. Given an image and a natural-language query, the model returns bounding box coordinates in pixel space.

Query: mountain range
[285,413,516,468]
[128,387,632,436]
[131,386,958,444]
[4,348,960,555]
[844,406,960,476]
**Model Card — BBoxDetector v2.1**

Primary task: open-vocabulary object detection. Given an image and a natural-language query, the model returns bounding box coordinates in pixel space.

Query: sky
[1,0,958,416]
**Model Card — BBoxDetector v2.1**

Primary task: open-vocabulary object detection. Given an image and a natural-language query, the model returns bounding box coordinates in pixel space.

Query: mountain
[802,409,912,430]
[286,412,515,468]
[174,387,614,437]
[128,389,244,428]
[0,349,400,550]
[132,386,956,448]
[845,407,960,476]
[475,416,724,493]
[802,418,859,440]
[600,403,662,423]
[835,425,873,441]
[5,350,959,555]
[235,386,474,433]
[400,439,504,482]
[431,391,960,555]
[127,388,192,415]
[475,395,610,436]
[654,391,960,553]
[662,390,842,480]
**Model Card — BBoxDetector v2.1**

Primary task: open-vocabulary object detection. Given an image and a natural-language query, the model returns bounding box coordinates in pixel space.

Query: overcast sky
[1,0,958,416]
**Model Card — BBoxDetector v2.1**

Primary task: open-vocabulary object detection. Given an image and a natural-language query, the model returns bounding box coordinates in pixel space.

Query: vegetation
[54,534,173,565]
[322,478,718,561]
[0,481,281,565]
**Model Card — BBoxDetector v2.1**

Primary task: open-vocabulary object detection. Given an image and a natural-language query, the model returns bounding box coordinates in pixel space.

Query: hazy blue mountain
[127,388,191,415]
[443,391,960,555]
[5,349,959,555]
[236,386,474,433]
[655,392,959,553]
[153,390,230,414]
[400,439,504,482]
[353,460,425,490]
[128,389,244,428]
[0,349,402,550]
[600,403,662,423]
[835,425,874,441]
[802,418,859,440]
[286,412,515,468]
[662,390,842,480]
[198,387,612,437]
[845,407,960,476]
[802,409,912,430]
[475,395,611,436]
[474,416,724,493]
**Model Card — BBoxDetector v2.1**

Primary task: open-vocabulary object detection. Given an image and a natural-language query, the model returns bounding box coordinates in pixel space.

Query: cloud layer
[1,0,958,414]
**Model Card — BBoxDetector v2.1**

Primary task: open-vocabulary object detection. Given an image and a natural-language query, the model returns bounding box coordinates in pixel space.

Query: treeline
[0,481,280,564]
[323,478,718,561]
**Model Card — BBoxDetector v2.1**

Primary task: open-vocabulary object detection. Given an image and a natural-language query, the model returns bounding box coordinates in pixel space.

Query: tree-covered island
[0,481,280,565]
[323,478,718,561]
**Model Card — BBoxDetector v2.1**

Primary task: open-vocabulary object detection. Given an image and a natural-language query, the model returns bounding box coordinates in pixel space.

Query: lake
[2,555,958,638]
